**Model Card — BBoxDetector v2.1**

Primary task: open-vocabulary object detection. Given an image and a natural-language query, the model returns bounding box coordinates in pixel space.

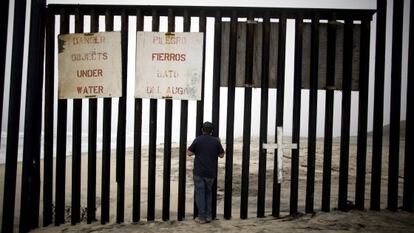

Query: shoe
[195,217,207,224]
[205,218,212,223]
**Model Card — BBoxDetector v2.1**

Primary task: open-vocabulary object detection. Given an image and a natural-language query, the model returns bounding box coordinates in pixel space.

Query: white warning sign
[135,32,204,100]
[58,31,122,99]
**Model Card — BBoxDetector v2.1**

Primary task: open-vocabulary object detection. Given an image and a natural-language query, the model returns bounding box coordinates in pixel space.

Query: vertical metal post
[101,9,112,224]
[403,0,414,212]
[147,9,159,221]
[0,0,10,140]
[116,9,128,223]
[1,0,29,230]
[133,8,143,223]
[87,9,98,224]
[240,11,254,220]
[211,10,222,220]
[224,10,237,220]
[338,18,353,211]
[43,9,55,227]
[257,11,270,218]
[162,8,174,221]
[305,14,319,214]
[177,105,188,221]
[355,18,371,210]
[19,0,46,231]
[71,8,83,225]
[322,15,337,212]
[177,9,190,221]
[387,0,404,212]
[193,10,207,219]
[290,14,303,216]
[322,16,337,212]
[273,14,287,218]
[371,0,387,211]
[55,9,69,226]
[195,12,206,137]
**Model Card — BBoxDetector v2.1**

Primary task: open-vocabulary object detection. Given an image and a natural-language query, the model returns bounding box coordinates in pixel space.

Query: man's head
[201,121,213,135]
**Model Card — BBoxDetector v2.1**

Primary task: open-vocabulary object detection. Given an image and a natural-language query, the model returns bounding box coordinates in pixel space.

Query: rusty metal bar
[387,0,404,212]
[43,9,55,227]
[240,11,254,220]
[19,0,46,231]
[338,18,353,211]
[355,18,371,211]
[1,0,30,230]
[177,9,190,221]
[54,9,69,226]
[162,8,175,221]
[321,16,337,212]
[0,0,10,144]
[403,0,414,212]
[370,0,387,211]
[116,9,128,223]
[305,14,319,214]
[46,4,376,20]
[211,10,222,220]
[87,9,99,224]
[290,14,303,216]
[193,10,207,219]
[147,9,159,221]
[272,13,287,218]
[132,8,143,223]
[224,10,237,220]
[257,11,270,218]
[101,9,113,224]
[71,8,83,225]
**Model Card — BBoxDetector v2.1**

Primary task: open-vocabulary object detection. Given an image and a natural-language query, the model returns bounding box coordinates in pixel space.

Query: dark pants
[193,175,215,220]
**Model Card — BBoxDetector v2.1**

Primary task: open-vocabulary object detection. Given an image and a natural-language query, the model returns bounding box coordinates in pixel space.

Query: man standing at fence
[187,121,225,224]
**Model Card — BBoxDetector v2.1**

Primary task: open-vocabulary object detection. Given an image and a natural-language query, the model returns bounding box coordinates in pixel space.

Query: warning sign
[58,31,122,99]
[135,32,204,100]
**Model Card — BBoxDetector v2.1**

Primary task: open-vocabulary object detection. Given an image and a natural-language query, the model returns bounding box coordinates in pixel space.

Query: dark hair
[202,121,213,134]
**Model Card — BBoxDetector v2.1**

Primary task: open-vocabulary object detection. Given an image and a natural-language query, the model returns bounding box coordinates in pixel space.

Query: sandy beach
[30,210,414,233]
[2,134,414,232]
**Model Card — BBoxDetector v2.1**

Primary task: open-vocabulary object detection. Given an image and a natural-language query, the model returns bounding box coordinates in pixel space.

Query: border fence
[0,0,413,232]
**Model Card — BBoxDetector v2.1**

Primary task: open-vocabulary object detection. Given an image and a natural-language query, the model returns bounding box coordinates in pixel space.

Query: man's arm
[187,149,194,156]
[217,137,224,158]
[187,139,196,156]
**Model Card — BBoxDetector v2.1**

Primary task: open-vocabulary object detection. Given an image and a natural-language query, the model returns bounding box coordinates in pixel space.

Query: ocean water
[0,132,150,164]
